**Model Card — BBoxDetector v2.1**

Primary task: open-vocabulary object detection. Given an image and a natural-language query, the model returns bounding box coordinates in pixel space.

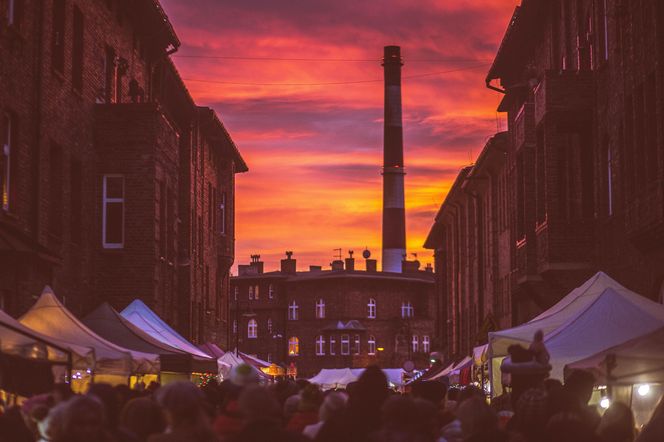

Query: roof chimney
[309,265,322,272]
[249,254,264,274]
[366,259,377,272]
[331,260,344,271]
[280,251,297,274]
[345,250,355,271]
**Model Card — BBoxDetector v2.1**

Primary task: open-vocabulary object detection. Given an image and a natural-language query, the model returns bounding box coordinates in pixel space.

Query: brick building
[0,0,247,345]
[426,0,664,359]
[230,253,435,377]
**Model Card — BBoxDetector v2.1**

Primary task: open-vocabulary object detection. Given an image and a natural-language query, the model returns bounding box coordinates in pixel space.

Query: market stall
[488,272,664,395]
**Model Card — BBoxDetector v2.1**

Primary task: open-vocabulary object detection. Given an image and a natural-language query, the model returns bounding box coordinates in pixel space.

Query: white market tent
[565,326,664,385]
[488,272,664,395]
[310,368,408,389]
[20,287,160,377]
[121,300,214,360]
[217,350,267,380]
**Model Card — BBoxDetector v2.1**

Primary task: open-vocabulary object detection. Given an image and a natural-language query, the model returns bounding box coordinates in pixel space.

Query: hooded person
[302,392,347,440]
[285,384,323,433]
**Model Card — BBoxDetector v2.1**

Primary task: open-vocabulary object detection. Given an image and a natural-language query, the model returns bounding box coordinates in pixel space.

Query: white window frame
[247,319,257,339]
[329,335,336,355]
[2,113,11,211]
[254,285,259,300]
[267,318,273,334]
[268,284,274,299]
[234,286,239,301]
[316,335,325,356]
[316,298,325,319]
[401,301,414,318]
[248,286,254,300]
[341,334,350,355]
[102,174,125,249]
[288,300,299,320]
[423,335,430,354]
[367,298,377,319]
[412,335,419,353]
[354,335,360,355]
[288,336,299,356]
[368,336,376,355]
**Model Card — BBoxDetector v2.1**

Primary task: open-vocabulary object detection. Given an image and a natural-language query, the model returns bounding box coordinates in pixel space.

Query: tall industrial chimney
[381,45,406,273]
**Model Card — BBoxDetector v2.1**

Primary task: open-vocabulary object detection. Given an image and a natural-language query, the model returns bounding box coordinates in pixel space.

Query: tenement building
[230,253,435,377]
[0,0,247,345]
[426,0,664,359]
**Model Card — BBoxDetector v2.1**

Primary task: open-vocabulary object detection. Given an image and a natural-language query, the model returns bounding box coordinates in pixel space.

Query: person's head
[52,383,73,404]
[597,402,635,442]
[229,363,260,387]
[512,388,549,439]
[120,397,165,442]
[456,396,498,439]
[545,412,597,442]
[380,395,418,433]
[238,385,281,423]
[88,383,120,428]
[299,384,323,412]
[283,394,301,420]
[318,392,348,422]
[543,378,563,394]
[350,365,389,409]
[54,395,106,442]
[564,370,596,405]
[155,381,207,429]
[412,397,440,439]
[411,381,448,407]
[458,385,484,406]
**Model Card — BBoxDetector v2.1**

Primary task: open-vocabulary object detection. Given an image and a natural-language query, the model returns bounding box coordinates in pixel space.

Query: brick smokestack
[381,45,406,273]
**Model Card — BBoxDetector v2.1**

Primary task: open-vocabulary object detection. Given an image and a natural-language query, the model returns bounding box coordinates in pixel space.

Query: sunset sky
[160,0,517,273]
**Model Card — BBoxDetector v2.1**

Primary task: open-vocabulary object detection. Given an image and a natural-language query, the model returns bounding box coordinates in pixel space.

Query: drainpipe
[31,0,45,241]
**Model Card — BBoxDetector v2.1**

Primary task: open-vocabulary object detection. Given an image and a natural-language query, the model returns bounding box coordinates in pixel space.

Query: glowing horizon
[160,0,517,273]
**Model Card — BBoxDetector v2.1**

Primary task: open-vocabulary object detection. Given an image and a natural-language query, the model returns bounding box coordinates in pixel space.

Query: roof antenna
[333,248,342,260]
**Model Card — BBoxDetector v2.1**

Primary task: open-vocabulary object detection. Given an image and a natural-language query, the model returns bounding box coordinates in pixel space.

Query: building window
[247,319,257,339]
[1,113,13,211]
[234,286,238,301]
[268,284,274,299]
[232,319,237,334]
[341,334,350,355]
[316,335,325,356]
[52,0,65,73]
[367,298,377,319]
[423,336,430,354]
[411,335,419,353]
[315,299,325,319]
[72,6,84,91]
[267,318,273,334]
[368,336,376,355]
[254,285,259,300]
[401,302,414,318]
[102,175,124,248]
[288,337,299,356]
[288,300,299,320]
[248,286,254,300]
[354,335,360,355]
[329,335,336,355]
[219,192,226,234]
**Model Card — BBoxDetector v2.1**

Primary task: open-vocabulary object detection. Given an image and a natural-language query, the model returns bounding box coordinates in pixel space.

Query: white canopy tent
[310,368,408,389]
[488,272,664,395]
[121,300,214,360]
[217,350,267,381]
[565,326,664,385]
[20,287,159,377]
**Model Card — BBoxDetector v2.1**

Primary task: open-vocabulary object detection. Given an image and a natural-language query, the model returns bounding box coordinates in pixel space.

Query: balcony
[535,219,594,273]
[625,182,664,251]
[534,70,594,126]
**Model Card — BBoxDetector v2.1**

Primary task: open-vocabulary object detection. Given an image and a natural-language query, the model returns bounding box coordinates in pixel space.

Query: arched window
[315,298,325,319]
[329,335,336,355]
[411,335,419,353]
[423,335,430,353]
[267,318,273,334]
[232,319,237,334]
[401,301,414,318]
[248,286,254,300]
[288,300,299,320]
[248,319,258,339]
[254,285,260,300]
[354,335,360,355]
[368,336,376,355]
[341,334,350,355]
[288,336,299,356]
[233,286,238,301]
[367,298,377,319]
[316,335,325,356]
[268,284,275,299]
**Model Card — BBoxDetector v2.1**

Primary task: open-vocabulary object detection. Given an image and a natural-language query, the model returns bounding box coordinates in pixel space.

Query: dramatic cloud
[160,0,516,272]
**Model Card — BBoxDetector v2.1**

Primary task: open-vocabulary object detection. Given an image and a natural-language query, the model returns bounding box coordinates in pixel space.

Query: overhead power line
[173,54,491,63]
[180,63,490,87]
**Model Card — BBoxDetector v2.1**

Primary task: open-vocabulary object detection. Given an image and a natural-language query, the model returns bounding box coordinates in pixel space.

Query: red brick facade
[426,0,664,359]
[230,254,436,377]
[0,0,247,346]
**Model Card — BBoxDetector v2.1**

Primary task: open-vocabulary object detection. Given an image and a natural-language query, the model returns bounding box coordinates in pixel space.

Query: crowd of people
[0,363,663,442]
